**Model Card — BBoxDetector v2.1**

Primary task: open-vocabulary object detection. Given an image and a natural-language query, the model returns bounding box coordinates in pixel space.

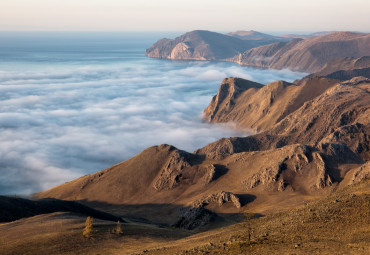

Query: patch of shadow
[235,194,257,207]
[0,196,123,223]
[213,164,229,181]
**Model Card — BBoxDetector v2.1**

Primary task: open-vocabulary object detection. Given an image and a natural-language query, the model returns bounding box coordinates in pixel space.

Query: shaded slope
[0,196,122,222]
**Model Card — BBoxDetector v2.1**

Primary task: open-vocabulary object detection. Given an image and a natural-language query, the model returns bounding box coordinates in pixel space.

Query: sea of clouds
[0,58,305,194]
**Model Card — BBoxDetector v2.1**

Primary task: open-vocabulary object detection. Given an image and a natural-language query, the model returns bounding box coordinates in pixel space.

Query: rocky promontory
[145,30,283,60]
[146,30,370,73]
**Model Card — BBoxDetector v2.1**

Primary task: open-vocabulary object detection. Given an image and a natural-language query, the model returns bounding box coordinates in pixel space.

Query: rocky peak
[203,77,263,122]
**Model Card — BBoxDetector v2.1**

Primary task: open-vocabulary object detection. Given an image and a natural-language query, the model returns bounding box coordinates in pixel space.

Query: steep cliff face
[145,30,280,60]
[232,32,370,72]
[203,77,264,124]
[204,76,339,132]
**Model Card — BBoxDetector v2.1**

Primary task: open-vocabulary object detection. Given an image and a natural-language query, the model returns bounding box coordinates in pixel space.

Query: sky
[1,0,369,32]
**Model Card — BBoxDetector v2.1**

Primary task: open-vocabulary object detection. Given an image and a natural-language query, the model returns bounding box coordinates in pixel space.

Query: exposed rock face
[204,76,338,132]
[231,32,370,72]
[173,206,214,230]
[192,191,241,209]
[174,191,241,230]
[240,143,362,192]
[267,83,370,148]
[340,76,370,85]
[320,123,370,160]
[145,30,279,60]
[347,161,370,185]
[153,150,192,191]
[203,77,264,124]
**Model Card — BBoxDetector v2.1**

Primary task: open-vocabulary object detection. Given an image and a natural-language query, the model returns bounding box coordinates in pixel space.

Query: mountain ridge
[146,30,370,73]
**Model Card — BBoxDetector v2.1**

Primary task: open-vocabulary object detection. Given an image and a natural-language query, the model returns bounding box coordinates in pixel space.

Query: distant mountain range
[146,30,370,72]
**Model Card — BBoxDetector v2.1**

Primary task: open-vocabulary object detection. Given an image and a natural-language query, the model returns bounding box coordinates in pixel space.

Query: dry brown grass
[1,180,368,255]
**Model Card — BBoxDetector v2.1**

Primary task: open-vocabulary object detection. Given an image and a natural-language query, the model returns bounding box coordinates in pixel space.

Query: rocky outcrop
[231,32,370,72]
[173,206,214,230]
[267,83,370,147]
[203,76,339,132]
[173,191,241,230]
[240,143,362,191]
[347,161,370,185]
[319,123,370,160]
[146,30,279,60]
[340,76,370,85]
[203,77,263,124]
[192,191,241,209]
[153,150,192,191]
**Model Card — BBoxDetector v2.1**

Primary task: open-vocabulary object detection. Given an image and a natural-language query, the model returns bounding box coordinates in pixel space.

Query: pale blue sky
[1,0,369,32]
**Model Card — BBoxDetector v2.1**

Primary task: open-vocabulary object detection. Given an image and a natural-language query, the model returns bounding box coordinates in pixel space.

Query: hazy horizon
[1,0,369,32]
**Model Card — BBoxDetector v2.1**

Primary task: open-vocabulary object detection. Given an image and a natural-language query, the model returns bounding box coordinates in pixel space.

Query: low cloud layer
[0,59,305,194]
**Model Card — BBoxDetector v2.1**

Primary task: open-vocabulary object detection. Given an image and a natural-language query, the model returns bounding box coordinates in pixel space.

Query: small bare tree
[83,216,94,238]
[244,213,255,244]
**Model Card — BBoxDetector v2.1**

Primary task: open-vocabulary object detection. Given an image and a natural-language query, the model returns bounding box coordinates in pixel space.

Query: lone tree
[115,220,123,235]
[244,212,255,244]
[83,216,94,238]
